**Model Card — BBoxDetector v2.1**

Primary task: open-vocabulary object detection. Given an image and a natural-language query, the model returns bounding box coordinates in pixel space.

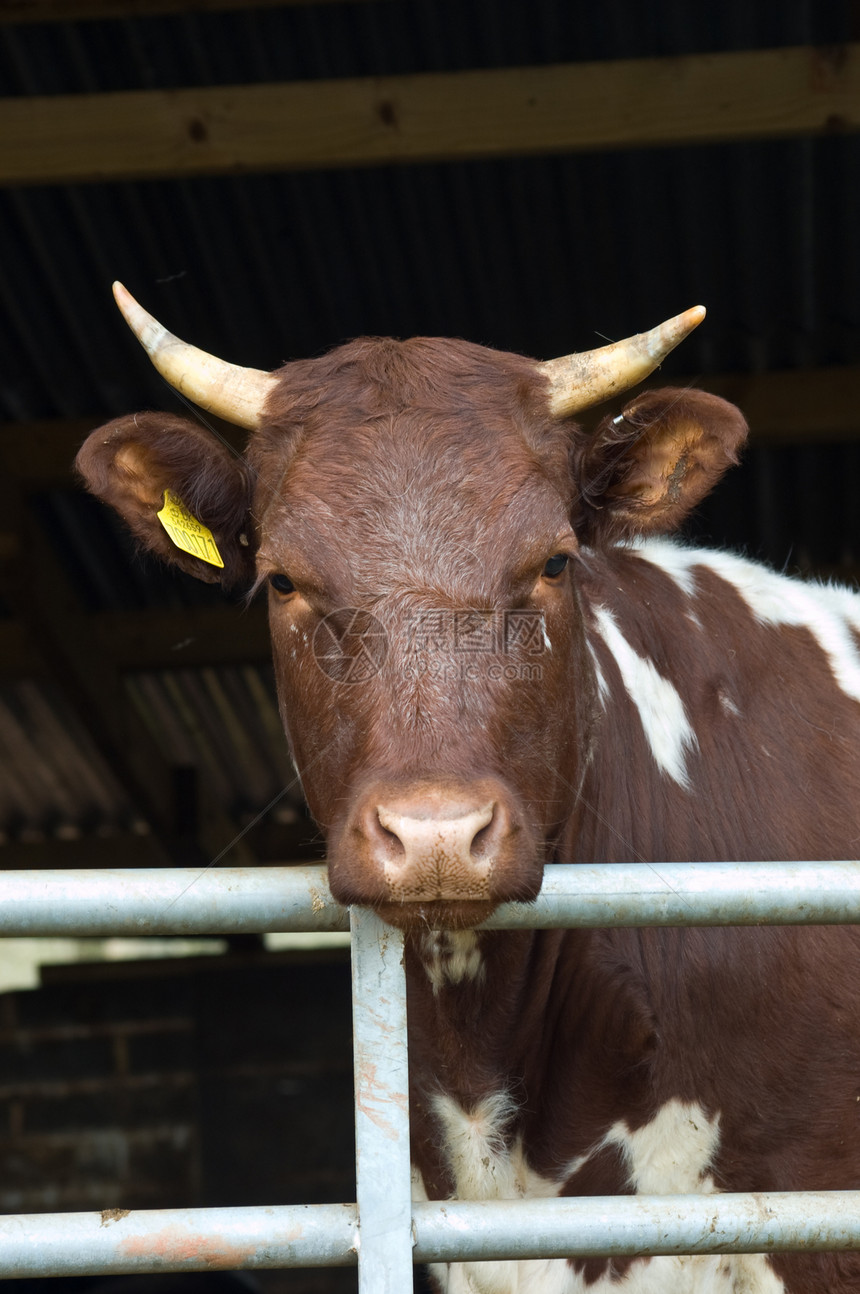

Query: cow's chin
[371,898,500,933]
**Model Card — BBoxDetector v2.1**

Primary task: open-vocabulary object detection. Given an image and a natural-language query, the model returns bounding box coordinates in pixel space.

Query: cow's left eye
[543,554,569,578]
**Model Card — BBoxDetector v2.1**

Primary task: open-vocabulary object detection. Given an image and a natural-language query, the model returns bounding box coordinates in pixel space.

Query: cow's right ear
[76,412,256,588]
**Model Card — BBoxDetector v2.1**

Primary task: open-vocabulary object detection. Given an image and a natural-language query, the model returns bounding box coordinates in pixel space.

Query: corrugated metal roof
[0,0,858,860]
[0,677,138,841]
[0,0,852,95]
[2,137,859,423]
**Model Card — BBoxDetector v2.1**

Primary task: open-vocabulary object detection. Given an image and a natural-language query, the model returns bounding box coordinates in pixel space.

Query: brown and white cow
[78,284,860,1294]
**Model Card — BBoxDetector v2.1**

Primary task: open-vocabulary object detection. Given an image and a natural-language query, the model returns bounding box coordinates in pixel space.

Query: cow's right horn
[112,281,278,431]
[540,305,706,419]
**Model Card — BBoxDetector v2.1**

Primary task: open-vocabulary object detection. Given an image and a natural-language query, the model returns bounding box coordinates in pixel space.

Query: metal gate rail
[0,860,858,934]
[0,861,858,1290]
[4,1191,860,1276]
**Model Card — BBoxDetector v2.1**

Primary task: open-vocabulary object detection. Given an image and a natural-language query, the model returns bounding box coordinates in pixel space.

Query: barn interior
[0,1,858,1290]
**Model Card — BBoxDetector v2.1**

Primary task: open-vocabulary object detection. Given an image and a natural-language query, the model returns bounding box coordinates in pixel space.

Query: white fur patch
[558,1251,786,1293]
[638,538,860,705]
[421,931,484,992]
[421,1097,785,1294]
[587,643,611,709]
[600,1099,721,1194]
[432,1090,522,1201]
[638,541,699,598]
[428,1091,561,1294]
[591,606,698,788]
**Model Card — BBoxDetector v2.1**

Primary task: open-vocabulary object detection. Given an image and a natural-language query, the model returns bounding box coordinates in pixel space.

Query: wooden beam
[97,602,270,670]
[1,418,100,489]
[13,416,242,486]
[649,365,860,444]
[0,365,856,680]
[0,0,376,19]
[0,417,245,488]
[0,833,164,869]
[0,604,271,676]
[0,619,30,675]
[1,44,858,186]
[0,821,322,869]
[4,367,858,495]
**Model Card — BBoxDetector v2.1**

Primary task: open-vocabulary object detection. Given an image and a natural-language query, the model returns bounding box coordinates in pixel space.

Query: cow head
[77,285,747,930]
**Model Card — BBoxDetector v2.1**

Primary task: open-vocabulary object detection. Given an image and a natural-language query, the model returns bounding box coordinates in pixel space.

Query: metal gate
[0,861,859,1290]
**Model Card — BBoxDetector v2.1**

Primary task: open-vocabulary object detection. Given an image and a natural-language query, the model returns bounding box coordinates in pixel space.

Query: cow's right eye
[543,553,569,578]
[269,573,295,596]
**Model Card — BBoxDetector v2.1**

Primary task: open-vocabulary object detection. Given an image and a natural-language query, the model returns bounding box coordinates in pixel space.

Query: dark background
[0,1,858,1289]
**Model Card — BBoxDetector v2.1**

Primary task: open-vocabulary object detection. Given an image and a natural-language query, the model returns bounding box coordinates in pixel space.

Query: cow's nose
[329,775,541,918]
[366,795,503,901]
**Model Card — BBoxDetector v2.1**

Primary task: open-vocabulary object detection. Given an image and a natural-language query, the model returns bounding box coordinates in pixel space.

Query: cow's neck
[404,921,659,1197]
[571,537,860,864]
[407,929,575,1088]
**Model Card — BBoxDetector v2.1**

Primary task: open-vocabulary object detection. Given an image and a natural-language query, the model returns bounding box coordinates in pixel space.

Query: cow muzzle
[373,795,496,901]
[328,776,540,927]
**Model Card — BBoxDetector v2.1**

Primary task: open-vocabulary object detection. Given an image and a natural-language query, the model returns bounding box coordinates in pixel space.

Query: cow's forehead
[255,420,572,600]
[283,406,568,507]
[251,332,569,476]
[265,332,550,412]
[249,336,574,588]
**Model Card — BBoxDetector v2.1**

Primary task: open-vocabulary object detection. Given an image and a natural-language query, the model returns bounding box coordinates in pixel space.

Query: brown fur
[77,332,860,1292]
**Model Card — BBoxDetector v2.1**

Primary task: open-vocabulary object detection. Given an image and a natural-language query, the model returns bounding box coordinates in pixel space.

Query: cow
[77,283,860,1294]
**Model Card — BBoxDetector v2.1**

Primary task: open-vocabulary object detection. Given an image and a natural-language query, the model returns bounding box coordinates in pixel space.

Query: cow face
[78,291,746,929]
[246,338,593,929]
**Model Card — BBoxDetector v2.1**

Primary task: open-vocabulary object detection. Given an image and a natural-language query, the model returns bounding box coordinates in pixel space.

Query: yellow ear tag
[157,490,224,569]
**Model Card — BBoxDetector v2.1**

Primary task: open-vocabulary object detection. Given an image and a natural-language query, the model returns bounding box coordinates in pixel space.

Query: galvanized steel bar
[0,865,349,936]
[3,862,860,1283]
[412,1191,860,1261]
[0,1204,359,1276]
[349,907,413,1292]
[2,1191,860,1277]
[483,860,860,928]
[0,861,858,936]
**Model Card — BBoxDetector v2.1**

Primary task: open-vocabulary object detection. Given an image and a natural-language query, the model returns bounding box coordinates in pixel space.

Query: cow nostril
[470,809,496,856]
[467,801,495,854]
[374,809,405,857]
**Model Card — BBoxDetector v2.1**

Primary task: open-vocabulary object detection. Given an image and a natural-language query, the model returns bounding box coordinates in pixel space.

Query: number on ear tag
[157,491,224,569]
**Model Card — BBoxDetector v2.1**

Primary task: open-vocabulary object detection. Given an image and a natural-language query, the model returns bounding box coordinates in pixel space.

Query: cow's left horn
[539,305,706,419]
[112,281,278,431]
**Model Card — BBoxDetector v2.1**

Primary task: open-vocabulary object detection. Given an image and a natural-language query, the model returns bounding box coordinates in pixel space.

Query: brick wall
[0,949,358,1294]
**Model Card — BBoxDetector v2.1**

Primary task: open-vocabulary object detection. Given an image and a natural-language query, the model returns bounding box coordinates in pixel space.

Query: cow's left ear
[76,411,256,588]
[574,387,748,542]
